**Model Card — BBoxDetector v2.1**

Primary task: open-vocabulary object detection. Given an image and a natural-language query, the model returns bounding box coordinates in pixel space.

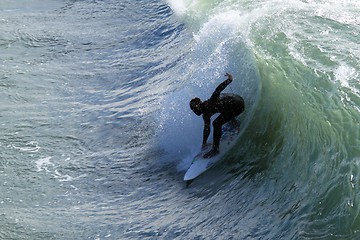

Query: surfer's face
[190,98,202,116]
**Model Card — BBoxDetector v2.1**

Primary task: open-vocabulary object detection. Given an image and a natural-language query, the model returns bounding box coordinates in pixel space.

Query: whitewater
[0,0,359,239]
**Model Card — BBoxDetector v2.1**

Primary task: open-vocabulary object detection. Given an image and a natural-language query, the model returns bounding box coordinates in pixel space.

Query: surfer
[189,73,245,158]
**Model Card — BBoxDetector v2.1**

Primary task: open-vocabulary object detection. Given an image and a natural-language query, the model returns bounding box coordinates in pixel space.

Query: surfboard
[184,122,240,181]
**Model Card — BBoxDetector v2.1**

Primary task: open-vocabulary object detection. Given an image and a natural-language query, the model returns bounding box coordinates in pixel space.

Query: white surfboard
[184,123,240,181]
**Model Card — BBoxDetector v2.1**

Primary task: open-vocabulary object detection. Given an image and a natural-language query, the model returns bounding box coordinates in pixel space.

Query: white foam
[12,141,40,153]
[335,64,356,89]
[35,156,54,172]
[53,170,87,182]
[166,0,188,16]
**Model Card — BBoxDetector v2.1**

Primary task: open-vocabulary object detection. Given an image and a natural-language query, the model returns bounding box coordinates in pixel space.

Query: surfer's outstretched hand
[225,72,233,81]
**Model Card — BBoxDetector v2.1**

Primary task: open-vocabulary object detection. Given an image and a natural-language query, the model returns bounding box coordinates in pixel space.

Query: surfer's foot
[203,148,219,158]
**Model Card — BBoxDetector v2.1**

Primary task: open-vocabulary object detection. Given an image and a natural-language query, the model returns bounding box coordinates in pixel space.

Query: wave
[161,0,360,238]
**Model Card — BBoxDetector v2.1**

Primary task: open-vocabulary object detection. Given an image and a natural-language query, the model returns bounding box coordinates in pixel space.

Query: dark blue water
[1,0,359,239]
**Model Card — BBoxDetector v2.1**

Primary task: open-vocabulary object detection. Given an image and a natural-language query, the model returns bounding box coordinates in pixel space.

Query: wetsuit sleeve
[209,78,232,101]
[202,114,211,145]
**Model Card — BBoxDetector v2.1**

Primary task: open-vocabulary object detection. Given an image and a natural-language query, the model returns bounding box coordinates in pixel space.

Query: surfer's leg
[203,101,244,158]
[212,113,233,150]
[203,114,231,158]
[226,100,244,130]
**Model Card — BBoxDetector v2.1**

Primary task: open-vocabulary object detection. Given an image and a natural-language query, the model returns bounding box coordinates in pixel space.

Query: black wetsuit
[201,78,245,152]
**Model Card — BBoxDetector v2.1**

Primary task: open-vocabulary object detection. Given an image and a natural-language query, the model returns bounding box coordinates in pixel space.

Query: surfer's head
[190,97,202,116]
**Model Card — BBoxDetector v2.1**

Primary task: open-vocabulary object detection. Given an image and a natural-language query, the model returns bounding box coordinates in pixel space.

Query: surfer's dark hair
[190,97,202,116]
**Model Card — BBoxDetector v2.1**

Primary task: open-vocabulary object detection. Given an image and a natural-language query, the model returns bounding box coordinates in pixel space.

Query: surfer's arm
[209,73,233,101]
[202,115,211,147]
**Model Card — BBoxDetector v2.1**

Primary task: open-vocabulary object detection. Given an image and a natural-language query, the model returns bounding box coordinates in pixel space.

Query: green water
[168,0,360,238]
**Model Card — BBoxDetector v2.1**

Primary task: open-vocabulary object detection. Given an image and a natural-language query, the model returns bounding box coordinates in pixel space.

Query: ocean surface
[1,0,359,239]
